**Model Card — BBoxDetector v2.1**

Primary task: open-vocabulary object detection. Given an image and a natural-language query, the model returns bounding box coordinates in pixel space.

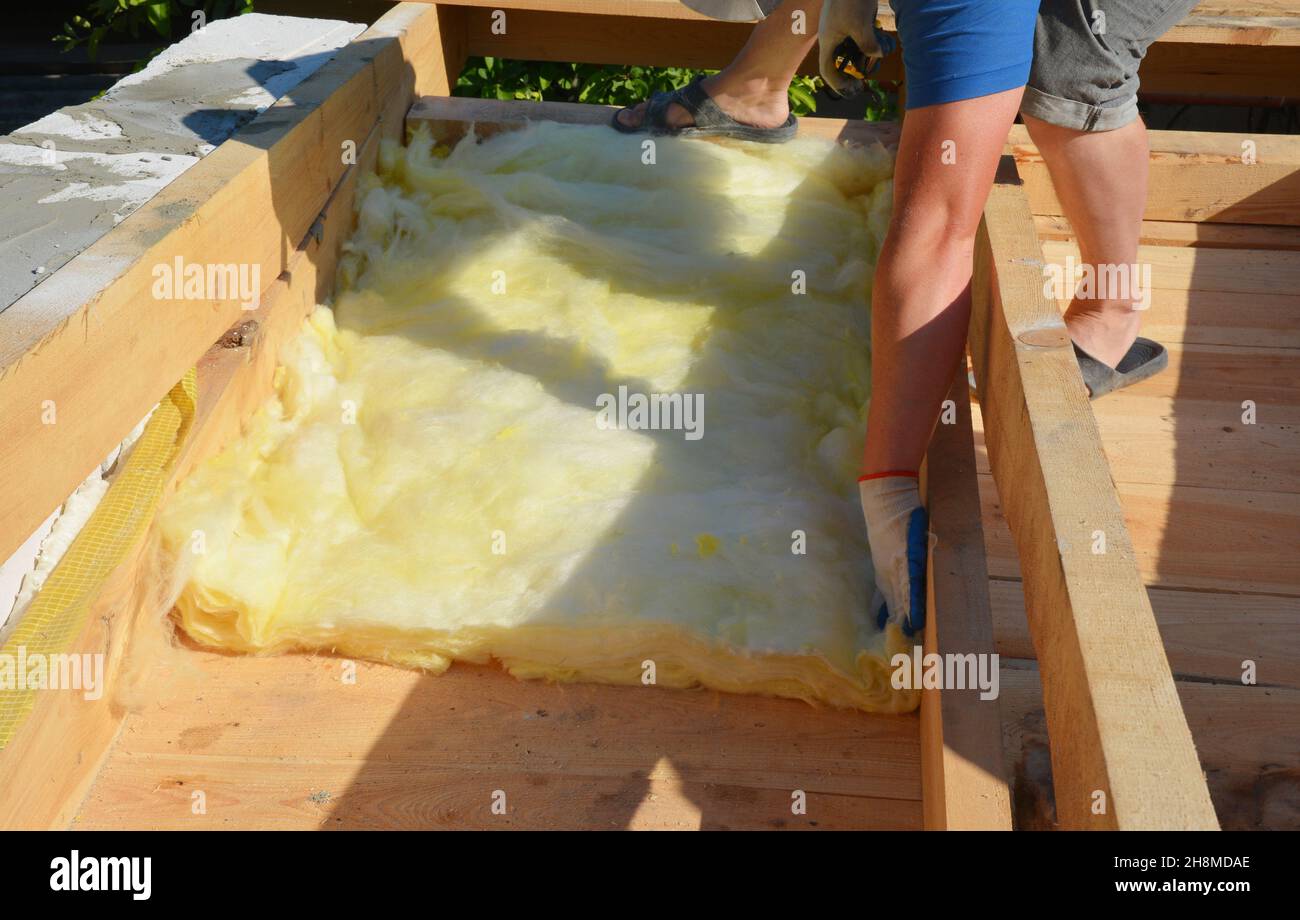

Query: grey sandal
[610,75,797,143]
[966,336,1169,401]
[1073,337,1168,399]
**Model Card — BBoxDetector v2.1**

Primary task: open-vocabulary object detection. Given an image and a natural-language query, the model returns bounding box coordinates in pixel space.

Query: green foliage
[55,0,254,61]
[454,57,896,121]
[851,81,897,122]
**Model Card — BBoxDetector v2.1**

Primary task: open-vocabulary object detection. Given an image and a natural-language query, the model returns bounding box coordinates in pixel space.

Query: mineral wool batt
[159,121,916,712]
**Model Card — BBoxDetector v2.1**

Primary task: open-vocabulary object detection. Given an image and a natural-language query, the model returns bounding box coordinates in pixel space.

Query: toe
[615,101,648,129]
[665,102,695,129]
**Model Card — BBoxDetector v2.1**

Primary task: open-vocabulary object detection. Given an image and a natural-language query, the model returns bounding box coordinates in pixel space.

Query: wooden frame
[9,0,1294,830]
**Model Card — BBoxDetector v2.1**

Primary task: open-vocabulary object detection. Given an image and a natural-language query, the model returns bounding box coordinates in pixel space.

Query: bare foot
[613,72,792,132]
[1065,302,1141,369]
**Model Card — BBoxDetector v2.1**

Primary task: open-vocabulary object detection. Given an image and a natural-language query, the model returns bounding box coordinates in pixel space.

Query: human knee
[886,203,980,259]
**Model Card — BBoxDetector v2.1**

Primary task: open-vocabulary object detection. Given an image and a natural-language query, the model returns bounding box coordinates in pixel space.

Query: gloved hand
[818,0,885,98]
[859,473,928,637]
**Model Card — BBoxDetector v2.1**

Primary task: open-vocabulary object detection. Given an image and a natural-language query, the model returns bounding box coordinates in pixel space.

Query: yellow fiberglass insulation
[160,121,915,712]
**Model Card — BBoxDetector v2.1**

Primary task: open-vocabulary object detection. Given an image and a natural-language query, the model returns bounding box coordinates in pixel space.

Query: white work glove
[818,0,884,98]
[859,474,928,637]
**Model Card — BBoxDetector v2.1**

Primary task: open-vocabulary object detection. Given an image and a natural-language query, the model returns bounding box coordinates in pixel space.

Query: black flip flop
[609,75,797,144]
[1073,336,1168,400]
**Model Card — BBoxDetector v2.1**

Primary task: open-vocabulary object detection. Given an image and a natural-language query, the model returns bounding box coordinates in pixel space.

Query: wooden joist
[920,371,1012,830]
[406,94,900,147]
[968,156,1219,829]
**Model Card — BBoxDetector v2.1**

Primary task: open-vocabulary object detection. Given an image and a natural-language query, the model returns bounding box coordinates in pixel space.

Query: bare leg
[861,87,1026,476]
[1022,114,1149,368]
[614,0,822,131]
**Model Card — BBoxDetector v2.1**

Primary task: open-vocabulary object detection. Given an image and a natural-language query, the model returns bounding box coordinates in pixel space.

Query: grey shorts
[1023,0,1201,131]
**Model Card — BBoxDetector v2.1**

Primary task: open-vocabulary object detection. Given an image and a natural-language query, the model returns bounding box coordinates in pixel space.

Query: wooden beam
[1009,126,1300,227]
[407,94,900,147]
[1033,214,1300,252]
[419,1,1300,47]
[0,2,443,566]
[427,3,470,96]
[967,156,1219,830]
[1139,39,1300,101]
[919,371,1012,830]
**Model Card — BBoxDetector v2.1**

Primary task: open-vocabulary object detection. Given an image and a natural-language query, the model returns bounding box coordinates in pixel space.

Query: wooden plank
[1000,663,1300,830]
[1092,394,1298,496]
[1029,227,1300,349]
[407,94,900,147]
[1034,215,1300,253]
[1072,394,1297,494]
[1175,0,1300,45]
[978,468,1300,596]
[0,2,444,566]
[968,156,1218,829]
[422,0,1300,47]
[1041,239,1300,298]
[463,5,790,71]
[1010,126,1300,226]
[1084,286,1299,350]
[1114,481,1300,596]
[919,372,1012,830]
[1112,343,1298,404]
[1139,40,1300,100]
[454,5,908,83]
[972,386,1300,495]
[427,3,470,97]
[989,578,1300,689]
[74,653,922,830]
